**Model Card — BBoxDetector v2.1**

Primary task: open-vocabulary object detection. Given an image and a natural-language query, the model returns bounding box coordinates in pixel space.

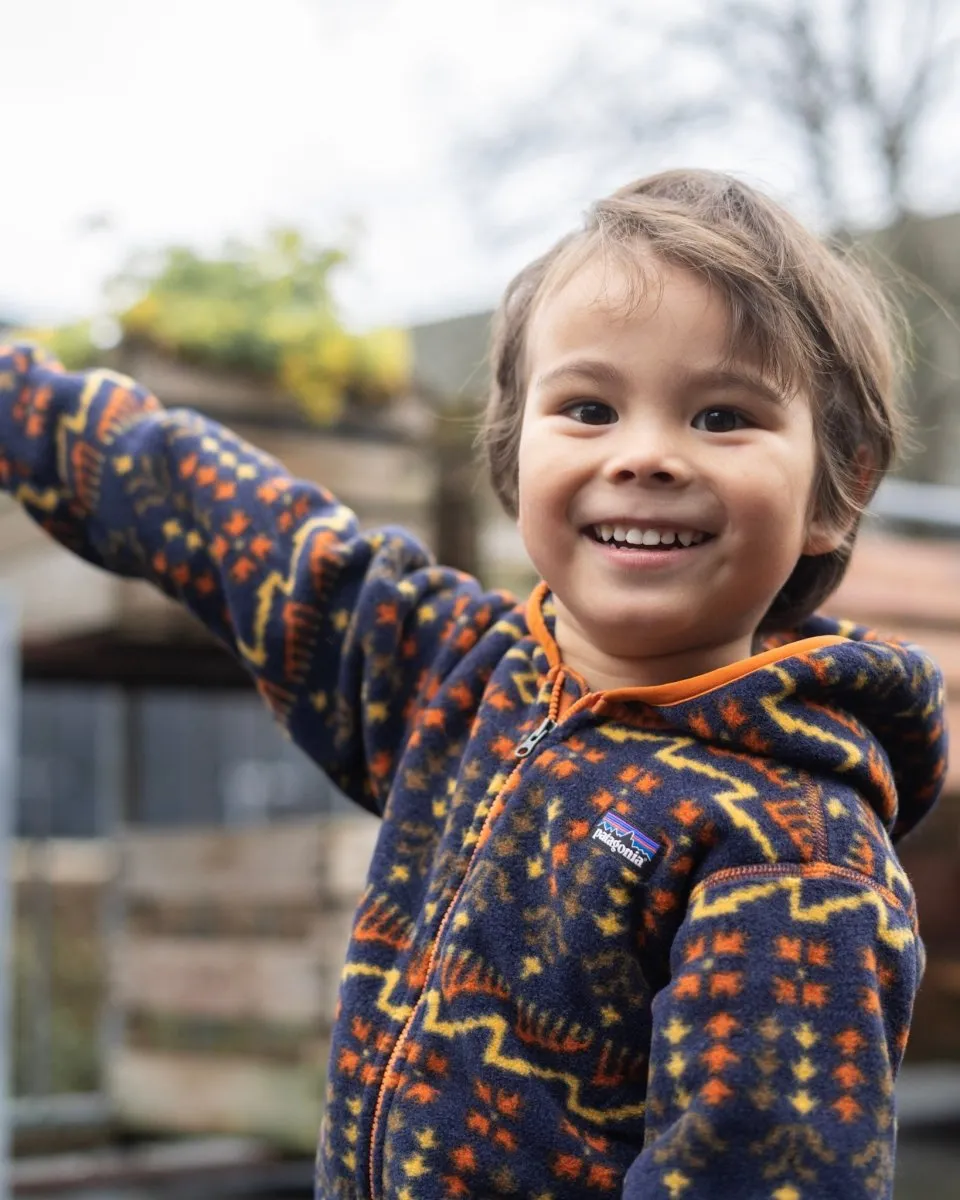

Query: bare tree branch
[453,9,729,242]
[457,0,957,236]
[844,0,953,213]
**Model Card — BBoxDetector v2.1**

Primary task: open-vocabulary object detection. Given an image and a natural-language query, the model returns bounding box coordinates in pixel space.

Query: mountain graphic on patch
[591,811,662,876]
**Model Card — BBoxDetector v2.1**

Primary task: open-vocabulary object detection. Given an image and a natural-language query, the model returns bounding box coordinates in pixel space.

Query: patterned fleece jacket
[0,345,948,1200]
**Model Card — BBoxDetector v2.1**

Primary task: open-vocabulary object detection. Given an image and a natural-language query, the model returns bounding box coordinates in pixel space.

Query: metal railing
[873,477,960,534]
[1,596,19,1200]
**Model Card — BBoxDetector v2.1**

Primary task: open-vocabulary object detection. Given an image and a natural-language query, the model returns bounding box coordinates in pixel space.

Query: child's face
[516,254,842,686]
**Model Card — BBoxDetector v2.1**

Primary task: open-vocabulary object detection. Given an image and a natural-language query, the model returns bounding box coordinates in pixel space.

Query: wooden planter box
[107,815,379,1150]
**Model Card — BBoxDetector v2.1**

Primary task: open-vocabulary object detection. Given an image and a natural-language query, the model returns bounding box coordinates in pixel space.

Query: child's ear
[803,447,874,557]
[802,517,849,557]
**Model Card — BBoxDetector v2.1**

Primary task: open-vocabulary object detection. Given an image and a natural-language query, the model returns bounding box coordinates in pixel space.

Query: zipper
[366,760,523,1200]
[367,675,578,1199]
[514,715,557,758]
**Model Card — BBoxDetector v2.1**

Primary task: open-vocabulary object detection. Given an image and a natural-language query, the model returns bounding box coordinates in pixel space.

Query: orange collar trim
[526,582,562,670]
[524,581,847,708]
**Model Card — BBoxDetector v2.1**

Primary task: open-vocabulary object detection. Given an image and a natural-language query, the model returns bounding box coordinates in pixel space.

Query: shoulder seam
[690,861,914,922]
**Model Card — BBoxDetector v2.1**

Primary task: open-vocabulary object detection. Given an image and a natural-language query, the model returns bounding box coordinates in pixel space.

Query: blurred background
[0,0,958,1196]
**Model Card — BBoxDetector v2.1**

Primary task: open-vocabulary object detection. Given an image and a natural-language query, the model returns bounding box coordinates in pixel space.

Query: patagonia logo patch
[591,811,662,875]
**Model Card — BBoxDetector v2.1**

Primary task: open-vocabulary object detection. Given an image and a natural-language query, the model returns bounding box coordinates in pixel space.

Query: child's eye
[692,407,749,433]
[563,400,618,425]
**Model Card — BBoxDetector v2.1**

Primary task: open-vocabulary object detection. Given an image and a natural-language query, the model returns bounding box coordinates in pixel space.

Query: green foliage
[16,320,101,371]
[21,229,411,425]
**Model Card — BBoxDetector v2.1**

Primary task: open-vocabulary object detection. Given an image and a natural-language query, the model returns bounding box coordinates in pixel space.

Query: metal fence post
[97,688,125,1097]
[0,595,20,1200]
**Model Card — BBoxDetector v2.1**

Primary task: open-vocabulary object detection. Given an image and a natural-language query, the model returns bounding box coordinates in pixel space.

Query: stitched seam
[690,861,911,917]
[804,776,830,862]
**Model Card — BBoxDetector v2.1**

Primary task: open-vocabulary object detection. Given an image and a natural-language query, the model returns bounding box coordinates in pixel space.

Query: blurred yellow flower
[356,328,412,396]
[18,230,413,426]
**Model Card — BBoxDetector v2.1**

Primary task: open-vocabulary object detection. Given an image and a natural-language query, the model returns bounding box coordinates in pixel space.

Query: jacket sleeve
[0,343,513,811]
[623,865,921,1200]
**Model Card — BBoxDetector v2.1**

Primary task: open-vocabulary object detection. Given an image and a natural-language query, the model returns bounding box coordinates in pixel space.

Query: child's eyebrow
[534,359,629,392]
[533,360,790,407]
[683,367,788,407]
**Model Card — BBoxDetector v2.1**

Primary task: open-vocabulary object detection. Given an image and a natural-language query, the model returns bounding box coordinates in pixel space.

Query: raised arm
[624,865,920,1200]
[0,343,511,809]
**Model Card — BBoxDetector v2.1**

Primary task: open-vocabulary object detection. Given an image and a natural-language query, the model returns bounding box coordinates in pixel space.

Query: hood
[750,615,947,841]
[530,588,947,843]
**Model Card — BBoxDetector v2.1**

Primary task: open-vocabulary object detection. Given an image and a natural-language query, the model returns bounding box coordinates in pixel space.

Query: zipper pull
[515,716,557,758]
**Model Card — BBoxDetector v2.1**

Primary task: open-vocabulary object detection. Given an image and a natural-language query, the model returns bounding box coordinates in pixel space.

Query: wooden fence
[108,816,379,1150]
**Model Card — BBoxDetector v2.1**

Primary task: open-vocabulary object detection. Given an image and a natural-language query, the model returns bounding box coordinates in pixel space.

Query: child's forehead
[528,250,730,360]
[526,243,797,392]
[537,244,673,317]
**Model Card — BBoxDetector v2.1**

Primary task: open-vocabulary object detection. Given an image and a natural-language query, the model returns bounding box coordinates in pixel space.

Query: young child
[0,170,947,1200]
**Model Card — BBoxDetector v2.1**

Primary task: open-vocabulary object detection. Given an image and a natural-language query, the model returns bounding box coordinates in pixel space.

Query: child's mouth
[586,524,715,550]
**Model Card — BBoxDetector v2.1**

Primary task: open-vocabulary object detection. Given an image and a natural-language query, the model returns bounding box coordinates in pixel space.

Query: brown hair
[482,169,908,631]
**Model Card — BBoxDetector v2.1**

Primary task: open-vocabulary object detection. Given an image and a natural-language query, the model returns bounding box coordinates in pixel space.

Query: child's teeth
[594,525,707,547]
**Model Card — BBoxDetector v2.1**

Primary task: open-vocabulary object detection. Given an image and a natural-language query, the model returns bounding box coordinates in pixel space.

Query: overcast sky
[2,0,958,333]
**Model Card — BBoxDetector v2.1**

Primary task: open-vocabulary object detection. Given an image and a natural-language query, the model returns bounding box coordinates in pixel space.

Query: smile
[587,524,714,550]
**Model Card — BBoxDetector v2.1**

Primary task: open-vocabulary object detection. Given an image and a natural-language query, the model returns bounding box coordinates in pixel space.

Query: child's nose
[601,434,692,486]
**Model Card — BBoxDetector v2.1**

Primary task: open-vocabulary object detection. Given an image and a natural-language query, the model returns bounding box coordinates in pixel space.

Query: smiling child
[0,169,947,1199]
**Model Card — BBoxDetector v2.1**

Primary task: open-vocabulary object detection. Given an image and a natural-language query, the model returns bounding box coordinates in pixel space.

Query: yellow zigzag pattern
[419,988,646,1125]
[761,665,862,770]
[13,482,62,512]
[599,727,776,862]
[484,610,526,642]
[503,653,542,704]
[18,370,149,514]
[341,962,415,1023]
[690,873,914,951]
[60,368,140,468]
[883,854,913,900]
[237,507,357,668]
[43,366,364,677]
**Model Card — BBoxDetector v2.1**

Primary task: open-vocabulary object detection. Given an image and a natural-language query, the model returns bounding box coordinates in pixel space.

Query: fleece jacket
[0,345,948,1200]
